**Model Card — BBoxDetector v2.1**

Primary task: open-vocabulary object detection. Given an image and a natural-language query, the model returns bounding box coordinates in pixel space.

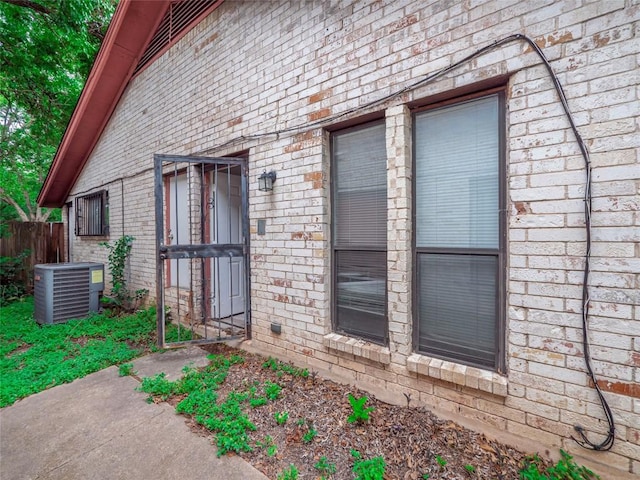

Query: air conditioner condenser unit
[34,262,105,325]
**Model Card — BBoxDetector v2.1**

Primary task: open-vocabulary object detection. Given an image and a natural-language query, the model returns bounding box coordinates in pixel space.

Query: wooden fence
[0,222,65,291]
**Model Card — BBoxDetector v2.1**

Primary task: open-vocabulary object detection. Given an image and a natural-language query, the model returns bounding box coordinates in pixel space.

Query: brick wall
[67,1,639,476]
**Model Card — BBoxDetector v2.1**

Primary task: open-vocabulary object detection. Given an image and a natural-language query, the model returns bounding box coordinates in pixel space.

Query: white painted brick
[529,170,586,187]
[510,186,566,201]
[510,268,566,283]
[528,362,588,386]
[528,228,585,242]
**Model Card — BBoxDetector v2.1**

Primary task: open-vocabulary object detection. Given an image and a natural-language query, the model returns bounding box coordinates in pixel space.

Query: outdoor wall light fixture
[258,170,277,192]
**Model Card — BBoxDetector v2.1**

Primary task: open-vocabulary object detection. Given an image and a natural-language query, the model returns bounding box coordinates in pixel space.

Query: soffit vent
[133,0,217,76]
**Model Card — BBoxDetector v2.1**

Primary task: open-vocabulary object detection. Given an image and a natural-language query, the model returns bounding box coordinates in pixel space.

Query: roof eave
[38,0,171,208]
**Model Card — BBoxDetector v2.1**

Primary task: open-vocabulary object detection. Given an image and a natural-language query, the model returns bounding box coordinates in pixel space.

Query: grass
[0,297,163,407]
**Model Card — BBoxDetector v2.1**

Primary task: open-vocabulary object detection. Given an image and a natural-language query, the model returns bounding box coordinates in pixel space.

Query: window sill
[323,333,391,365]
[407,353,507,397]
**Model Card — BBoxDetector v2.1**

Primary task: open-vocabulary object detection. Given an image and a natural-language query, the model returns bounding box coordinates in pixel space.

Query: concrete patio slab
[0,347,268,480]
[131,344,213,380]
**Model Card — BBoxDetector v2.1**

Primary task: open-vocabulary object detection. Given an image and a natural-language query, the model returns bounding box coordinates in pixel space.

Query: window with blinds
[75,190,109,237]
[414,93,504,370]
[332,121,388,344]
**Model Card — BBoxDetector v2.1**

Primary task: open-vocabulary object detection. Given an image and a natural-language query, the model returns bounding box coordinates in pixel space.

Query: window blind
[332,121,388,344]
[414,94,501,369]
[415,95,499,249]
[333,122,387,248]
[417,254,497,367]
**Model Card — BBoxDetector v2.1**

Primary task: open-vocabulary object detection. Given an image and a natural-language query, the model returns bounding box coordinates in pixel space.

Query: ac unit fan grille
[34,263,103,324]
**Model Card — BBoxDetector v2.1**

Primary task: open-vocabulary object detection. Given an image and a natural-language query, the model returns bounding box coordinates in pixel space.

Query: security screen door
[154,154,250,348]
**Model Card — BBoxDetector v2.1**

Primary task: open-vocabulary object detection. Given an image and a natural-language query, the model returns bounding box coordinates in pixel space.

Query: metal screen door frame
[154,154,250,348]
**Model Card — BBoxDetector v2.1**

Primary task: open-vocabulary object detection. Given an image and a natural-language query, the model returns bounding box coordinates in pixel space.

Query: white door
[210,169,244,318]
[168,173,190,288]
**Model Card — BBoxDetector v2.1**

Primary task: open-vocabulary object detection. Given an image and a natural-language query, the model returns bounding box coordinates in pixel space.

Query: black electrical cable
[203,33,616,451]
[75,34,614,450]
[509,34,614,452]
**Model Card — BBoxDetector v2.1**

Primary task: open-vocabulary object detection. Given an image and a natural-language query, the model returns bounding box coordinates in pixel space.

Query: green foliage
[175,389,218,416]
[0,299,158,407]
[247,381,272,408]
[0,250,29,306]
[118,363,135,377]
[302,423,318,444]
[141,353,286,457]
[464,464,476,475]
[351,450,386,480]
[264,380,282,400]
[163,323,197,343]
[274,411,289,425]
[205,392,256,456]
[519,450,600,480]
[314,456,337,479]
[422,475,430,479]
[347,393,375,424]
[262,356,309,377]
[249,396,268,408]
[139,373,176,401]
[0,0,116,222]
[100,236,148,312]
[277,464,299,480]
[435,455,447,469]
[256,435,278,457]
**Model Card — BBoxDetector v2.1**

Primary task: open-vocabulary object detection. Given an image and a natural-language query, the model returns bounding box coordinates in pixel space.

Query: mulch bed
[170,343,545,479]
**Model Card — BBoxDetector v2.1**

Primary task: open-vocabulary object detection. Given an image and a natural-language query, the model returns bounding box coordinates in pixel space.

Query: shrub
[0,250,29,306]
[519,450,600,480]
[100,236,147,312]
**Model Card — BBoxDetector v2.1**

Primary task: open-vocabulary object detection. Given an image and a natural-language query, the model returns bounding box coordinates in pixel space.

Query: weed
[264,380,282,400]
[277,464,298,480]
[138,372,175,401]
[435,455,447,469]
[175,388,218,415]
[246,379,281,407]
[163,325,197,343]
[141,353,265,457]
[228,353,244,365]
[191,389,256,456]
[250,396,268,408]
[464,464,476,475]
[422,475,430,479]
[256,435,278,457]
[210,399,256,455]
[118,363,135,376]
[274,411,289,425]
[519,450,600,480]
[302,424,318,443]
[314,456,337,479]
[347,393,375,424]
[262,357,278,370]
[351,449,386,480]
[262,356,309,377]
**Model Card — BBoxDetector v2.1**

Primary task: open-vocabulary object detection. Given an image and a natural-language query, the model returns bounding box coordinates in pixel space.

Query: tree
[0,0,116,225]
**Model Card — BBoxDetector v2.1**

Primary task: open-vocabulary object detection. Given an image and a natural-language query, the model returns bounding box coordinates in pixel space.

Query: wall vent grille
[133,0,218,76]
